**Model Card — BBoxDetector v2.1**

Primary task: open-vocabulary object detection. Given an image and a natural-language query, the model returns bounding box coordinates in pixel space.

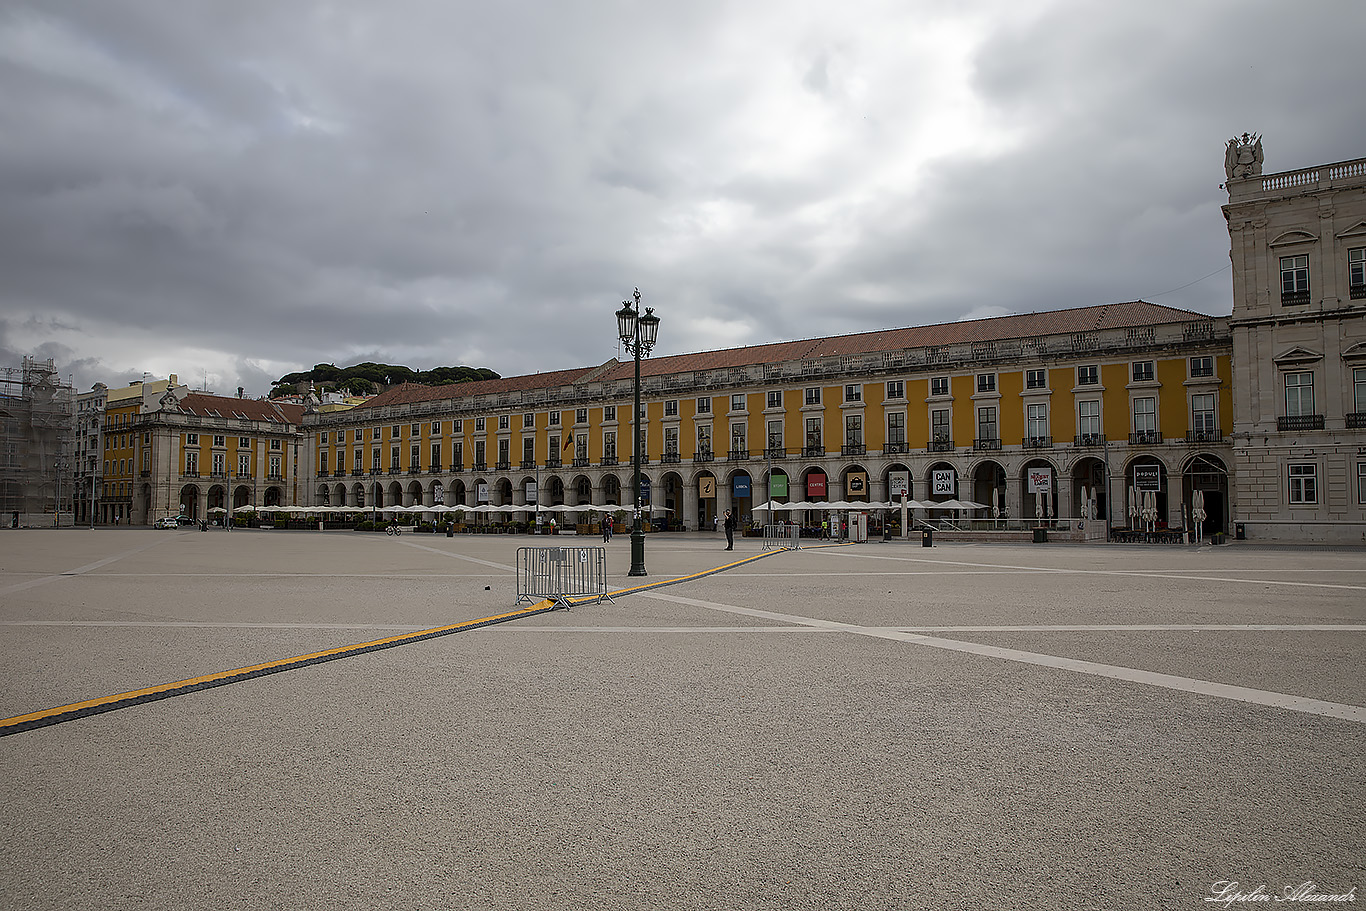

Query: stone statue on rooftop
[1225,132,1264,180]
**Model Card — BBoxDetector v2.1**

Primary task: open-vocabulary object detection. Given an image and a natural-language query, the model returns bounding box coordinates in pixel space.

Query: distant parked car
[175,515,196,526]
[154,516,179,529]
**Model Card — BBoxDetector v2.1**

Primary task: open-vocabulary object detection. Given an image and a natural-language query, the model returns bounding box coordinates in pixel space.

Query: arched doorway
[659,471,683,529]
[407,481,424,506]
[177,485,198,520]
[317,484,331,506]
[729,470,753,524]
[232,485,251,510]
[352,484,365,508]
[842,465,869,502]
[971,460,1006,516]
[602,474,621,506]
[1125,456,1169,528]
[1070,457,1107,522]
[695,470,718,530]
[1182,453,1229,535]
[263,487,282,507]
[1019,458,1058,520]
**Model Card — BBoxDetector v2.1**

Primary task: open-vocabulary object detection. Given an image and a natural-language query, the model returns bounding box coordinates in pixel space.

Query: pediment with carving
[1272,346,1323,366]
[1342,342,1366,363]
[1268,230,1317,248]
[1337,221,1366,239]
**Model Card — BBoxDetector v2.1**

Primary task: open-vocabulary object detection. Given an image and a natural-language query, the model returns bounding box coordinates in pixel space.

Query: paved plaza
[1,528,1363,910]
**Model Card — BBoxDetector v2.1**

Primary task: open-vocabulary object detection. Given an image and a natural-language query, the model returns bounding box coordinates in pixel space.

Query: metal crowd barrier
[515,546,612,607]
[761,524,801,551]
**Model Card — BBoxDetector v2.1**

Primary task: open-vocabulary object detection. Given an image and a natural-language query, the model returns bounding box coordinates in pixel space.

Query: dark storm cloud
[1,0,1363,396]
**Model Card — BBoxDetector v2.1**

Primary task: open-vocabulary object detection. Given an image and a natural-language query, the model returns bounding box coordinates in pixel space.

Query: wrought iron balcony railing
[927,439,954,452]
[545,458,561,469]
[1129,431,1163,445]
[727,449,750,461]
[842,443,866,456]
[764,447,787,460]
[1073,434,1106,447]
[1347,413,1366,429]
[694,450,714,463]
[1281,290,1310,306]
[803,445,824,457]
[1022,436,1053,449]
[972,438,1001,451]
[520,459,537,469]
[1185,428,1222,443]
[573,457,590,467]
[884,441,908,454]
[1277,414,1324,431]
[660,451,681,464]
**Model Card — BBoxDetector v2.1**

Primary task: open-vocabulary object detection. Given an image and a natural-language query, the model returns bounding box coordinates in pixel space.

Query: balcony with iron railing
[884,441,908,454]
[388,467,401,475]
[573,457,590,467]
[694,449,714,463]
[841,443,865,457]
[428,466,442,474]
[1073,434,1106,447]
[600,455,618,467]
[1185,428,1222,443]
[1022,436,1053,449]
[928,438,954,452]
[449,462,464,472]
[473,461,488,472]
[661,451,681,464]
[1129,430,1163,445]
[803,445,824,458]
[972,438,1001,451]
[351,469,364,476]
[1347,413,1366,429]
[1281,290,1310,306]
[545,458,561,469]
[520,459,537,469]
[727,449,750,461]
[317,470,329,478]
[764,447,787,460]
[1277,414,1325,431]
[496,459,511,471]
[1351,285,1366,300]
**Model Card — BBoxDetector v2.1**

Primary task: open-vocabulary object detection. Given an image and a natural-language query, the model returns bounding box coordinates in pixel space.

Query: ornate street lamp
[616,288,660,576]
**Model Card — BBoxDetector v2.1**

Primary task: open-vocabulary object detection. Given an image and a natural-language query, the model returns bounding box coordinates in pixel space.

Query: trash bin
[446,524,454,537]
[1235,523,1245,540]
[921,528,933,547]
[1033,527,1048,543]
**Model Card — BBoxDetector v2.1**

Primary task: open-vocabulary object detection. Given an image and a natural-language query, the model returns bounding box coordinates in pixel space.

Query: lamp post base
[628,528,648,576]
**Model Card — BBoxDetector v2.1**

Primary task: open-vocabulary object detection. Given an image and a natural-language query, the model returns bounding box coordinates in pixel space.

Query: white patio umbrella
[232,505,256,514]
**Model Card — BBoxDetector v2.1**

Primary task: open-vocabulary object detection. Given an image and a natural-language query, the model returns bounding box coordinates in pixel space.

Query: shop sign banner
[524,484,537,504]
[639,477,651,503]
[1134,466,1161,491]
[888,470,910,499]
[1026,468,1053,494]
[770,474,788,497]
[807,472,827,497]
[433,483,445,505]
[476,482,489,504]
[846,471,868,499]
[932,469,955,496]
[733,475,751,497]
[699,477,716,499]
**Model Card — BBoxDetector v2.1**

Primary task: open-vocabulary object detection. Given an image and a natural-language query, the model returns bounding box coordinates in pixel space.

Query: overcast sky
[3,1,1363,398]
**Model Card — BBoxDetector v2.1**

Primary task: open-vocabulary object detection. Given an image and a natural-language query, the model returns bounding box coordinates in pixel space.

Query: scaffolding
[1,357,76,527]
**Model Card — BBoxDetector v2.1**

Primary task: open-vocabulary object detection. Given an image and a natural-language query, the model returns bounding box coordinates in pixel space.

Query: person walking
[723,509,735,550]
[601,518,611,543]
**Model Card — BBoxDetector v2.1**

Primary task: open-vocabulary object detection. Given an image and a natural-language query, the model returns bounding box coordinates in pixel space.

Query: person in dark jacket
[723,509,735,550]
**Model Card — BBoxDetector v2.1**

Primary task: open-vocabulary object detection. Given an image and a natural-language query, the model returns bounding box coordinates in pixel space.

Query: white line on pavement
[637,590,1366,724]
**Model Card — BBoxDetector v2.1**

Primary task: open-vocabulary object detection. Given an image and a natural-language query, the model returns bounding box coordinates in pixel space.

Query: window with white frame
[696,425,711,453]
[664,399,678,417]
[1132,361,1154,382]
[498,439,509,463]
[804,387,821,405]
[930,376,949,396]
[603,405,616,422]
[433,443,442,467]
[1026,403,1048,440]
[1354,366,1366,415]
[1288,463,1317,504]
[767,390,783,409]
[270,439,281,450]
[886,380,904,399]
[239,453,251,476]
[475,417,485,432]
[1358,462,1366,505]
[548,436,559,459]
[319,451,328,473]
[767,420,783,450]
[976,373,996,393]
[1077,365,1099,386]
[1350,248,1365,298]
[411,444,420,467]
[213,453,225,476]
[603,431,616,460]
[372,449,381,470]
[410,423,420,435]
[270,455,281,477]
[186,433,198,446]
[522,413,534,428]
[213,435,225,447]
[665,426,679,454]
[1284,372,1315,417]
[1078,400,1101,437]
[805,417,822,449]
[391,425,400,438]
[844,384,861,403]
[498,414,509,430]
[1192,394,1216,435]
[390,447,400,469]
[185,451,198,474]
[320,432,328,444]
[239,436,250,447]
[522,438,533,462]
[730,422,746,451]
[731,394,746,412]
[697,397,712,414]
[1132,397,1157,434]
[1281,254,1310,302]
[548,411,560,426]
[432,422,442,435]
[452,421,462,434]
[354,451,363,471]
[1025,369,1046,389]
[1190,356,1214,378]
[575,408,588,425]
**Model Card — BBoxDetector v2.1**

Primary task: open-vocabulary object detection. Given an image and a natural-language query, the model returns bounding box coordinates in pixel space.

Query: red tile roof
[357,300,1218,408]
[180,393,303,425]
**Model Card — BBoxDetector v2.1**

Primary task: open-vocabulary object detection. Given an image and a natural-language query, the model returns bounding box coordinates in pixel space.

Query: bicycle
[385,522,403,536]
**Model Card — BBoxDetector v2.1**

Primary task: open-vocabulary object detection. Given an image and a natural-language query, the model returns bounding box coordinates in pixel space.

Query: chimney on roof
[169,374,178,386]
[237,386,244,398]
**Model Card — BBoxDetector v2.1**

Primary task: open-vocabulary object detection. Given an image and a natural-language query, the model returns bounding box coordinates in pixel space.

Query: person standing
[601,518,610,543]
[723,509,735,550]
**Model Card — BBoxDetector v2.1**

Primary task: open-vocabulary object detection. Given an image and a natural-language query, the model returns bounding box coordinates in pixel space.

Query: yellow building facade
[305,302,1235,535]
